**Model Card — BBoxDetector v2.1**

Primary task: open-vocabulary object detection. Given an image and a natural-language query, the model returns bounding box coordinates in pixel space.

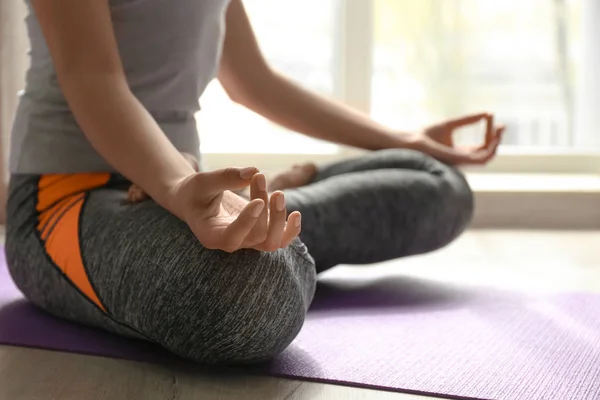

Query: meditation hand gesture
[169,168,302,253]
[413,113,505,166]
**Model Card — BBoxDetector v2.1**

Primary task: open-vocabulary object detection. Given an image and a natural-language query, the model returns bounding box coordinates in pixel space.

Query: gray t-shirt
[10,0,231,173]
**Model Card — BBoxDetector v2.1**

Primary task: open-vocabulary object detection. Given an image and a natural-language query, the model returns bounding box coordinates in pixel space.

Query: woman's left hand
[410,113,505,166]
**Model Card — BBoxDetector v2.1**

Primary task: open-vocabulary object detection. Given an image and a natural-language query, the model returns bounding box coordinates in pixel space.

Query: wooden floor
[2,230,599,400]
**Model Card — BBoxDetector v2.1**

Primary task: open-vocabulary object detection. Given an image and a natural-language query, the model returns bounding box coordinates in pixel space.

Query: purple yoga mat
[1,251,600,400]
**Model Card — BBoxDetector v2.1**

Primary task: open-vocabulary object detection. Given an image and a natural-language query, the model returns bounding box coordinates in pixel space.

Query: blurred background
[198,0,598,156]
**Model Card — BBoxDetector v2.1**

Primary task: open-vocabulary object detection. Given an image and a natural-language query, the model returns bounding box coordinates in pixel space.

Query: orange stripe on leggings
[37,174,111,213]
[36,174,111,312]
[38,196,80,241]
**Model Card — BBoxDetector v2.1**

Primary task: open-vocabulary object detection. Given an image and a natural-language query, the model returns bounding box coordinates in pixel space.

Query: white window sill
[467,173,600,193]
[468,173,600,230]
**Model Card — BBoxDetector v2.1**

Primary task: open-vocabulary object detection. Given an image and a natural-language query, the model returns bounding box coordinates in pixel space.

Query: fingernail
[257,174,267,191]
[276,194,285,211]
[251,202,264,217]
[240,167,257,180]
[294,214,301,227]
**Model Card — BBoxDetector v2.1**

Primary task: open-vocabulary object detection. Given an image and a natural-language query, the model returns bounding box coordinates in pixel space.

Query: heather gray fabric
[6,175,316,364]
[10,0,231,173]
[5,149,473,364]
[288,149,474,272]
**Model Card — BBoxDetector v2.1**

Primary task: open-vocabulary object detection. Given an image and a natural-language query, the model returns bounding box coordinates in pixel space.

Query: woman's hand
[169,168,302,253]
[411,113,505,166]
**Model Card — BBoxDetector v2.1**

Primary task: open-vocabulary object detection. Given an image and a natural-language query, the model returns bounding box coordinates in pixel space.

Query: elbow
[222,84,251,106]
[221,79,259,107]
[219,65,275,108]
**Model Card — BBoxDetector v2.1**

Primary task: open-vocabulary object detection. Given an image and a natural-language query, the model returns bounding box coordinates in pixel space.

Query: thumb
[198,167,259,196]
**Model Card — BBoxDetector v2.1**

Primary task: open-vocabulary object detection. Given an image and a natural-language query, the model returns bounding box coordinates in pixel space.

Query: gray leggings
[6,149,473,364]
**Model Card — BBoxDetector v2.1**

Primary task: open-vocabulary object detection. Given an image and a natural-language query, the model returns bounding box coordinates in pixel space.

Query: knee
[410,149,474,224]
[447,167,475,228]
[164,245,317,365]
[368,149,474,238]
[388,148,474,227]
[430,167,474,248]
[404,164,474,255]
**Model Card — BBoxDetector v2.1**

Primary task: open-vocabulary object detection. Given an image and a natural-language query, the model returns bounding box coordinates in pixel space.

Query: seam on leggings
[31,232,156,344]
[36,175,109,311]
[39,195,81,243]
[37,193,71,234]
[77,191,112,318]
[31,176,159,344]
[32,184,105,312]
[36,175,99,215]
[76,191,163,345]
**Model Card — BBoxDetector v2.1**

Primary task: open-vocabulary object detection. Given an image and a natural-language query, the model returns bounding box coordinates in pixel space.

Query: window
[200,0,600,174]
[372,0,590,150]
[197,0,338,155]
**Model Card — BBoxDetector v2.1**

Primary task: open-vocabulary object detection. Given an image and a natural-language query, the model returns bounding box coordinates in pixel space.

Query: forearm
[236,70,417,150]
[62,74,195,215]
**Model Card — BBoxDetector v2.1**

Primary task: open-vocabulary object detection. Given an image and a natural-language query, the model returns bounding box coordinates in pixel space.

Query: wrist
[147,153,199,217]
[393,131,423,150]
[159,174,195,221]
[363,126,418,151]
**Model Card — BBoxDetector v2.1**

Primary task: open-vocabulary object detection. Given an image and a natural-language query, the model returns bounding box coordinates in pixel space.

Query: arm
[218,0,415,151]
[33,0,299,252]
[31,0,195,217]
[218,0,503,165]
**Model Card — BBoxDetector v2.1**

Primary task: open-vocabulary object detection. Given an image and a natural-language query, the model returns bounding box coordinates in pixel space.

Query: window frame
[203,0,600,174]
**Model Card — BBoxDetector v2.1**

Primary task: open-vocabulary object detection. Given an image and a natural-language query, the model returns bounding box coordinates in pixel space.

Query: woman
[6,0,503,364]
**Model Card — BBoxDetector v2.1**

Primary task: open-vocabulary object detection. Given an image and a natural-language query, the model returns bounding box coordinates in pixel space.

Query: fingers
[476,114,495,151]
[246,176,302,250]
[261,191,287,251]
[445,112,489,129]
[201,167,259,196]
[473,125,505,164]
[281,212,302,248]
[221,199,265,252]
[249,173,269,242]
[486,126,505,158]
[483,114,495,147]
